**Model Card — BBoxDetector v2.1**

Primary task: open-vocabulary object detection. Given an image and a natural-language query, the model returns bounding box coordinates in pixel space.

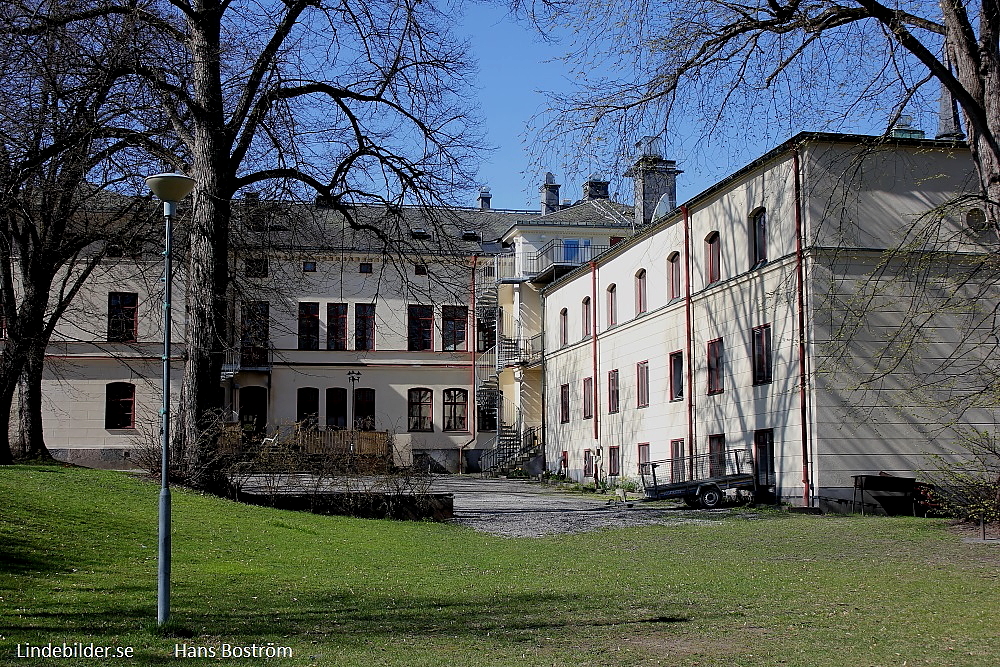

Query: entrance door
[239,386,268,438]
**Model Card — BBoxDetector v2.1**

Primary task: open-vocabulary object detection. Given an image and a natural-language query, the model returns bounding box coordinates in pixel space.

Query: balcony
[222,344,273,380]
[497,334,543,368]
[483,240,611,286]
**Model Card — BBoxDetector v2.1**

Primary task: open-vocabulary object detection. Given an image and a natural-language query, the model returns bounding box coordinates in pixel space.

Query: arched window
[607,284,618,326]
[443,388,468,431]
[635,269,647,315]
[296,387,319,429]
[968,208,989,231]
[582,297,592,337]
[407,388,433,432]
[105,382,136,429]
[559,308,568,346]
[667,252,682,299]
[706,232,721,285]
[749,208,767,268]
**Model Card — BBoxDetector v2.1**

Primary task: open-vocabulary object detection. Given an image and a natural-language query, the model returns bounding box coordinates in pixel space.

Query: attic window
[303,260,317,272]
[359,262,373,274]
[411,229,432,240]
[461,231,480,242]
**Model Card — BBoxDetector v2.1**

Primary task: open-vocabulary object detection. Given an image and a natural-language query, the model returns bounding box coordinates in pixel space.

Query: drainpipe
[540,292,548,473]
[590,260,599,442]
[793,147,812,506]
[681,205,696,476]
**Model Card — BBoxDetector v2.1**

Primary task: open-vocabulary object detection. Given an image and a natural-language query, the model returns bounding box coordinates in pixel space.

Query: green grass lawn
[2,464,998,666]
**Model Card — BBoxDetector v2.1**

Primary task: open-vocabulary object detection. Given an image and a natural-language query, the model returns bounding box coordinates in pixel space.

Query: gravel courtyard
[428,476,719,537]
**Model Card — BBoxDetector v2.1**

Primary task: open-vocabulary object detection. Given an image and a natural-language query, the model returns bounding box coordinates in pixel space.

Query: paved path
[426,476,715,537]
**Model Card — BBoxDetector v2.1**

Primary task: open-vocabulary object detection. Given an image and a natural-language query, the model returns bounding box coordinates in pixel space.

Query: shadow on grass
[0,533,78,576]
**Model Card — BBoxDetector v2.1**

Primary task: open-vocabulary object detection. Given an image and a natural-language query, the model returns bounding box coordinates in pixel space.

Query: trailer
[639,448,757,508]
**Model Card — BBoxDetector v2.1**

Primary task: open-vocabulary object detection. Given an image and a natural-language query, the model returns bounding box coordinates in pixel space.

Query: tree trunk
[15,343,52,462]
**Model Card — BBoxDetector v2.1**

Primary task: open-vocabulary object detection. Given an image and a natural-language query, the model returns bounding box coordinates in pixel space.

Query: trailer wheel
[683,496,699,508]
[699,487,724,509]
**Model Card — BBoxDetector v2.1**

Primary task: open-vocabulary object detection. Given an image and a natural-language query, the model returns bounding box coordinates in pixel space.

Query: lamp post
[144,171,196,626]
[347,370,361,451]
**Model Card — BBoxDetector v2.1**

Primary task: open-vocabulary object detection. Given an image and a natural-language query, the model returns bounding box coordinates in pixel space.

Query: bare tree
[525,0,1000,220]
[0,1,160,464]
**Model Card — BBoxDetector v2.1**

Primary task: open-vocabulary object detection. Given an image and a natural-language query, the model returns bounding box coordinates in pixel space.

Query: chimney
[936,49,965,140]
[624,137,682,227]
[540,172,560,215]
[582,174,610,200]
[477,186,492,210]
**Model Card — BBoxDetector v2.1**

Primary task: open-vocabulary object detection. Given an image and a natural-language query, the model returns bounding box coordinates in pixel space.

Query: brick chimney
[540,172,560,215]
[624,137,682,227]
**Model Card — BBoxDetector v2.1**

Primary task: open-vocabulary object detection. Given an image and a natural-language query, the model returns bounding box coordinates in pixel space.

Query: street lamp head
[145,172,196,203]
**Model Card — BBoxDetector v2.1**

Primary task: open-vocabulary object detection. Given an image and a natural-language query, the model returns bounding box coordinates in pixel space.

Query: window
[560,450,569,473]
[635,269,647,315]
[477,313,496,352]
[408,388,433,431]
[355,303,375,351]
[415,264,427,276]
[750,209,767,267]
[668,252,682,300]
[327,303,347,351]
[303,260,317,272]
[559,383,570,423]
[670,439,685,482]
[354,387,376,430]
[968,208,989,231]
[608,446,621,476]
[607,284,617,326]
[443,388,468,431]
[240,301,269,367]
[296,387,319,429]
[105,382,135,429]
[608,369,620,414]
[754,429,776,486]
[708,434,726,477]
[583,448,594,477]
[582,377,594,419]
[107,292,138,343]
[636,360,649,408]
[752,324,772,385]
[707,338,724,394]
[407,305,434,351]
[559,308,568,346]
[665,350,684,401]
[359,262,373,274]
[706,231,721,285]
[637,442,650,473]
[582,297,592,337]
[326,387,347,430]
[442,306,468,351]
[245,256,268,278]
[298,302,320,350]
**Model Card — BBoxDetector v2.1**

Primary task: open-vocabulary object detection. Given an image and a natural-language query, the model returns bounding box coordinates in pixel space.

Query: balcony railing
[222,344,273,380]
[484,240,612,285]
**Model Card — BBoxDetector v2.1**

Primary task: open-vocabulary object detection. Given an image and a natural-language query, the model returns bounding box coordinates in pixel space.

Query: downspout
[793,147,813,506]
[590,260,599,442]
[681,205,696,475]
[540,291,547,473]
[462,255,479,474]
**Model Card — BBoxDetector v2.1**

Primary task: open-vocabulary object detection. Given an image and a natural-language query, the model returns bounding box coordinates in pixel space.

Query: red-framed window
[607,284,618,326]
[754,429,776,486]
[327,303,348,351]
[608,369,620,413]
[752,324,772,385]
[608,446,621,476]
[407,305,434,351]
[668,252,682,299]
[443,388,468,431]
[635,269,647,315]
[355,303,375,351]
[706,231,721,285]
[107,292,138,343]
[669,351,684,401]
[407,387,433,431]
[559,383,570,423]
[707,338,724,394]
[583,448,594,477]
[559,308,568,346]
[298,302,320,350]
[442,306,468,351]
[582,377,594,419]
[296,387,319,429]
[105,382,136,429]
[637,442,650,473]
[670,438,685,482]
[750,208,767,268]
[636,360,649,408]
[582,297,592,337]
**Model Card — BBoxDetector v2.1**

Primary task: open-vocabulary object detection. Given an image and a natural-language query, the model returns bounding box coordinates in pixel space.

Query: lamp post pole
[145,172,196,627]
[347,370,361,451]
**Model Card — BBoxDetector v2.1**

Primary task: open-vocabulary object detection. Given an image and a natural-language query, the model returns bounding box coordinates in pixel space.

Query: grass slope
[1,465,999,666]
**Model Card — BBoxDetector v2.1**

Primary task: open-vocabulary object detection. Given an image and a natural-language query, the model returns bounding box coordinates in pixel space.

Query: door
[239,386,268,438]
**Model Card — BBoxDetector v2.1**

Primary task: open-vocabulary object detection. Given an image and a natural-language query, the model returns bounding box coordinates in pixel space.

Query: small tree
[925,431,1000,524]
